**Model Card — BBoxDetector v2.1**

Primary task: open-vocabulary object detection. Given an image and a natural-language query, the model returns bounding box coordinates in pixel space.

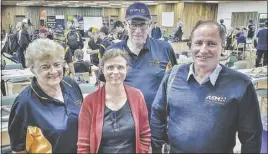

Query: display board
[83,17,103,32]
[162,12,174,27]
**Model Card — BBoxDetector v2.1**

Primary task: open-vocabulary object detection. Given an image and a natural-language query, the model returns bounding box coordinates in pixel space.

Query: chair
[2,94,18,106]
[78,83,96,94]
[4,63,23,70]
[226,53,238,67]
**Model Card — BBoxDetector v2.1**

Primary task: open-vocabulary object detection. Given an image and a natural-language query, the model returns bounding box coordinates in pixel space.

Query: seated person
[74,49,92,83]
[237,33,246,59]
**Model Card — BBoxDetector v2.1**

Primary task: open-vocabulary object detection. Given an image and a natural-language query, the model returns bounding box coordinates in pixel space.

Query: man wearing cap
[100,2,177,118]
[16,18,33,68]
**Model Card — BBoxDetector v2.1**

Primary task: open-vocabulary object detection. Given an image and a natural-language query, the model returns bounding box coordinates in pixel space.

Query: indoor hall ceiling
[1,0,223,8]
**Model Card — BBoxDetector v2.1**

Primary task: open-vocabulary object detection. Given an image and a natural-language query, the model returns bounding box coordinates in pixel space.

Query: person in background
[73,49,92,83]
[98,26,114,59]
[235,28,242,38]
[151,22,162,40]
[113,20,127,40]
[256,21,268,67]
[177,18,184,28]
[87,27,102,86]
[74,49,92,74]
[219,19,226,34]
[99,2,177,119]
[8,38,83,153]
[77,49,151,153]
[237,32,247,60]
[16,19,32,68]
[247,19,255,39]
[226,27,235,50]
[174,26,183,42]
[151,20,262,153]
[66,25,84,55]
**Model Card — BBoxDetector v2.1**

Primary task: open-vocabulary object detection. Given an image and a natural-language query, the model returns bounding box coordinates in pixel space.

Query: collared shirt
[151,63,262,153]
[8,76,83,153]
[99,36,177,116]
[187,63,222,86]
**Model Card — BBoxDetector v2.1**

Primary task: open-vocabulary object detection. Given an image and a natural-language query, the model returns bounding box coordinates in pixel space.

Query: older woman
[8,38,83,153]
[77,49,151,153]
[151,20,262,153]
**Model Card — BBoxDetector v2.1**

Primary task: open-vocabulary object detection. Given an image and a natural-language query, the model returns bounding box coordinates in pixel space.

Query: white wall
[217,1,267,28]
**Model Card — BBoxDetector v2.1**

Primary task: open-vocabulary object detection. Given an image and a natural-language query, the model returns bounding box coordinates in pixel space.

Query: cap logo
[130,9,146,14]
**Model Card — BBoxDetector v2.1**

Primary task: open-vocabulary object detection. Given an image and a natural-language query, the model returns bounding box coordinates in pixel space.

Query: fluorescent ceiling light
[206,1,219,3]
[85,3,97,5]
[68,1,79,2]
[139,1,154,3]
[95,1,109,3]
[110,3,122,6]
[147,3,158,5]
[165,1,178,3]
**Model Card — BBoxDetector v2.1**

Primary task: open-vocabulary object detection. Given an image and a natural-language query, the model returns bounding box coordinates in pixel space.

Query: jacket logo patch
[149,59,161,66]
[206,95,226,105]
[74,99,82,105]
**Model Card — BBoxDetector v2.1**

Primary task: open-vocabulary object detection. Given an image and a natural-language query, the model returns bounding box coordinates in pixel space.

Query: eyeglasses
[128,22,150,30]
[35,61,64,73]
[110,111,120,132]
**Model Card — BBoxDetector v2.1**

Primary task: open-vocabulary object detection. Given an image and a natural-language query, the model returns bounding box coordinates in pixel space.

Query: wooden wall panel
[1,6,27,32]
[183,3,218,38]
[104,8,119,16]
[1,6,102,32]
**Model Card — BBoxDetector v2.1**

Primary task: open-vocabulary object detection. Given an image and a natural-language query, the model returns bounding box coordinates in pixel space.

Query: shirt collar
[122,35,150,54]
[187,63,222,86]
[30,77,72,104]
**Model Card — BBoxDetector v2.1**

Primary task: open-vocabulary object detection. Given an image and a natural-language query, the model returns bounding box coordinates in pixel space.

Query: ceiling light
[85,3,97,5]
[139,1,154,3]
[110,3,122,6]
[68,1,79,2]
[95,1,109,4]
[147,2,158,5]
[205,1,219,3]
[165,1,178,3]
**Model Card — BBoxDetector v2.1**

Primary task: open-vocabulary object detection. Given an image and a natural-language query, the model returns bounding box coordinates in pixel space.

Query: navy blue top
[99,37,177,117]
[237,34,246,45]
[98,101,135,153]
[99,37,113,58]
[151,27,162,40]
[88,38,102,66]
[8,77,83,153]
[151,63,263,153]
[257,28,268,50]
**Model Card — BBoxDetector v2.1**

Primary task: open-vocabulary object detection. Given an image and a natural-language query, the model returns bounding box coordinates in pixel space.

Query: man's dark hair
[190,20,226,46]
[220,19,224,24]
[113,21,124,29]
[100,26,109,36]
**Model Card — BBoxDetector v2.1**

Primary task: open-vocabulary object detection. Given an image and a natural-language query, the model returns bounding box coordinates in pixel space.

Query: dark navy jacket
[8,77,83,153]
[151,63,263,153]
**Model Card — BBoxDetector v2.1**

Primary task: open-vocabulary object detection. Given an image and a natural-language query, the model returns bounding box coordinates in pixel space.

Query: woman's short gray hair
[99,48,130,70]
[25,38,64,68]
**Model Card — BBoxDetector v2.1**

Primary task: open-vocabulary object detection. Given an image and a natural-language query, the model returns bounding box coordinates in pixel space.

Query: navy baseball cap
[125,2,151,21]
